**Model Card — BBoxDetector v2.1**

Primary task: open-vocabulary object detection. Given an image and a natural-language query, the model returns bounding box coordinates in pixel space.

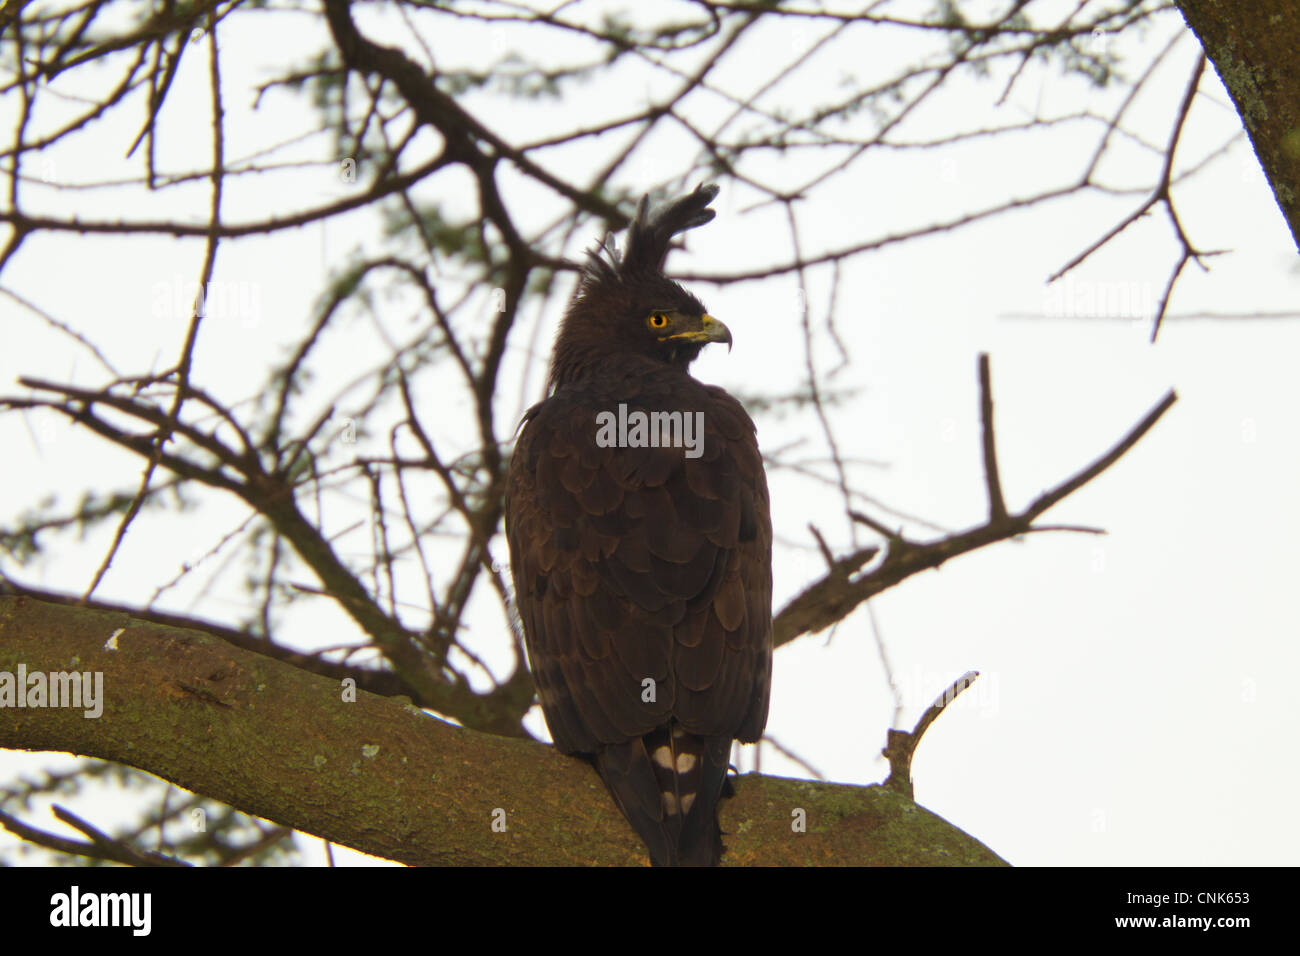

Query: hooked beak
[667,314,732,351]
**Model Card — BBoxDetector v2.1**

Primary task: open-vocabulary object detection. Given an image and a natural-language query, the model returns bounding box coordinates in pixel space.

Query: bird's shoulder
[513,367,758,469]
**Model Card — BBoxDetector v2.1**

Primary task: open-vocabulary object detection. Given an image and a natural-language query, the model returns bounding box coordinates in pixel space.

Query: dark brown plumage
[505,184,772,866]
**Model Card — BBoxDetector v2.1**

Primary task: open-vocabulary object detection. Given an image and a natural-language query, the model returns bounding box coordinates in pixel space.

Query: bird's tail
[594,725,733,866]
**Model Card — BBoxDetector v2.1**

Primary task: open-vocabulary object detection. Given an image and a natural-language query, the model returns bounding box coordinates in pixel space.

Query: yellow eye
[647,312,670,329]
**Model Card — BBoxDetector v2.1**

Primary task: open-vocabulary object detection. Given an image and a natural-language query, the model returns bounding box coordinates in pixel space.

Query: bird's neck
[548,345,697,394]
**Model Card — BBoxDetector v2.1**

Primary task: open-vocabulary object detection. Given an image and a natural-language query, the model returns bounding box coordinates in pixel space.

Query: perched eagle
[505,183,773,866]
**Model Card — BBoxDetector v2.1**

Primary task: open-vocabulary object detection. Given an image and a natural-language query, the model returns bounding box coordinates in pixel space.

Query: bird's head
[549,183,731,388]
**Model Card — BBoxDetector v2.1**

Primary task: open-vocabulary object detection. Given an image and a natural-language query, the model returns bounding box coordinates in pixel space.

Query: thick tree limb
[0,595,1003,866]
[1177,0,1300,251]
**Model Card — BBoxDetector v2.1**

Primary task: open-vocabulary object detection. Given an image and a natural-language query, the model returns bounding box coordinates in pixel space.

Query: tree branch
[774,356,1177,649]
[0,595,1004,866]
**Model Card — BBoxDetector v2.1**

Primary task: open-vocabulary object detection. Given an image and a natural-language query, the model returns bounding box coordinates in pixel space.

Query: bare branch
[883,671,980,799]
[775,356,1177,650]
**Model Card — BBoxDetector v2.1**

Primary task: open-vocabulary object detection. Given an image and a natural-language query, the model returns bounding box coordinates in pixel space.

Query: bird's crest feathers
[583,182,720,286]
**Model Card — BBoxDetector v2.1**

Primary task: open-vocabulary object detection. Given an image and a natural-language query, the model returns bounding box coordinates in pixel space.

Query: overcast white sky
[2,0,1297,866]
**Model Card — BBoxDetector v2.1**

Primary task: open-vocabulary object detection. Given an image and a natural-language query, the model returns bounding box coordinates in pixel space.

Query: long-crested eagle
[505,184,772,866]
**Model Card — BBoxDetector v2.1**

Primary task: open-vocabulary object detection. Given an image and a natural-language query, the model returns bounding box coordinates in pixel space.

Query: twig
[807,523,838,575]
[761,735,828,782]
[0,804,187,866]
[978,354,1008,522]
[1048,50,1221,340]
[883,671,980,798]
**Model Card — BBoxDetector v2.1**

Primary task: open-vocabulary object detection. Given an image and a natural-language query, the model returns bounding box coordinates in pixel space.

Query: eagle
[505,183,772,866]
